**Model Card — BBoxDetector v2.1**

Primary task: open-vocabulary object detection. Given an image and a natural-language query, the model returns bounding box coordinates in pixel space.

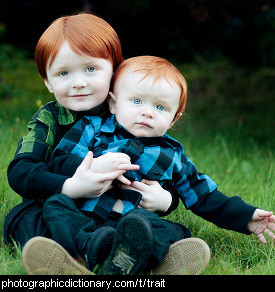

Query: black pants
[4,196,191,265]
[42,193,191,266]
[4,199,50,247]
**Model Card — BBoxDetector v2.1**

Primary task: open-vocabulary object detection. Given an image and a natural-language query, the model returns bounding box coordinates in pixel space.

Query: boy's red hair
[112,56,187,122]
[35,12,123,79]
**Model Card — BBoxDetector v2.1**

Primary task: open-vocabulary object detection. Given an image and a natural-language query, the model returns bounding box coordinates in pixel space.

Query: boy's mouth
[71,94,91,100]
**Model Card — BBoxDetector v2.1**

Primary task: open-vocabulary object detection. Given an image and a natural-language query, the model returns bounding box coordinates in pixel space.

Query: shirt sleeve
[16,103,60,162]
[7,153,70,199]
[49,116,97,175]
[173,153,218,208]
[7,103,71,199]
[190,189,257,234]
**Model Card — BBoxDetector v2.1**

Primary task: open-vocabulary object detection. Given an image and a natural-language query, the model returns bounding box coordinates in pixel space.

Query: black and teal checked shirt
[51,114,218,214]
[8,101,109,198]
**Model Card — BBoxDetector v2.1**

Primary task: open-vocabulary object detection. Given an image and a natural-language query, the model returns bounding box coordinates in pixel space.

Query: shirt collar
[56,100,110,126]
[56,103,77,125]
[100,115,138,140]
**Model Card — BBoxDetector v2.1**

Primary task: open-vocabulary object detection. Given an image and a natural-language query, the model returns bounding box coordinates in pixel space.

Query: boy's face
[109,71,181,137]
[44,42,113,112]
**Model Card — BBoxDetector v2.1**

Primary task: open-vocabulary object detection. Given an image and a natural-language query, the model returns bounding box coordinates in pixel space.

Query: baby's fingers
[256,233,268,244]
[99,169,125,182]
[116,174,132,185]
[117,163,140,171]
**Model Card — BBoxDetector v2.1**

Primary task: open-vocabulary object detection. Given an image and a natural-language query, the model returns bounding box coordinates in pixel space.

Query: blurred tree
[0,0,274,67]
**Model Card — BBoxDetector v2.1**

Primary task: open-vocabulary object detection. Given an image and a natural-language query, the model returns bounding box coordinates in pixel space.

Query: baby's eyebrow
[50,65,68,73]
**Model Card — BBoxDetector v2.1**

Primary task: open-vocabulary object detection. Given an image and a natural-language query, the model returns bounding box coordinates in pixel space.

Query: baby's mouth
[136,122,153,128]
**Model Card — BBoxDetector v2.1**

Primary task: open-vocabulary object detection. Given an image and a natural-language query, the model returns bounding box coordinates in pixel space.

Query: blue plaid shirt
[52,115,217,214]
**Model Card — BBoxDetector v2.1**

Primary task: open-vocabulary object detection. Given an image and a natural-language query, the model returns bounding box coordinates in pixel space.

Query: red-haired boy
[5,13,186,276]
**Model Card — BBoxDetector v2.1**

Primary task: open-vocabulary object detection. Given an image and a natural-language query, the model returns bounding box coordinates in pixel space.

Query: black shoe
[85,226,116,270]
[102,213,154,275]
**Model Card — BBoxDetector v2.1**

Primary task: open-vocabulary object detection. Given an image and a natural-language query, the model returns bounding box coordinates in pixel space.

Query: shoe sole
[21,237,94,275]
[103,214,154,275]
[152,238,211,275]
[86,226,115,269]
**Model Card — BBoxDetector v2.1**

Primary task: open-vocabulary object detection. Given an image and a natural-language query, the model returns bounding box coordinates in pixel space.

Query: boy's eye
[60,71,69,77]
[156,105,164,111]
[133,99,141,104]
[86,67,95,73]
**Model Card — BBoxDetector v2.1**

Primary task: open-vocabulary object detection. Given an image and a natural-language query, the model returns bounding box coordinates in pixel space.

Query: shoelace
[112,250,136,274]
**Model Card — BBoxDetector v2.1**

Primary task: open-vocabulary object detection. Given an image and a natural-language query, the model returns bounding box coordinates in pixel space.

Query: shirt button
[135,139,143,146]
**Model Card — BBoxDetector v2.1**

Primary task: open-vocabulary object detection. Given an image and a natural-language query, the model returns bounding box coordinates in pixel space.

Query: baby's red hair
[35,12,123,79]
[112,56,187,122]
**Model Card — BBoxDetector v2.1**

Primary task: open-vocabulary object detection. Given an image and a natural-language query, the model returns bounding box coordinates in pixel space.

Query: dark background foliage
[1,0,274,67]
[0,0,274,146]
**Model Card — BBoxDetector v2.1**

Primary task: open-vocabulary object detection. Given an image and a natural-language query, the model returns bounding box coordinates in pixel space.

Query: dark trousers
[4,199,50,247]
[42,193,191,266]
[4,195,191,268]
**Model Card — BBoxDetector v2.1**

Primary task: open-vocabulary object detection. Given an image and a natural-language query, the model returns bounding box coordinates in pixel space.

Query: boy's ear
[169,112,182,128]
[44,79,54,93]
[108,92,117,114]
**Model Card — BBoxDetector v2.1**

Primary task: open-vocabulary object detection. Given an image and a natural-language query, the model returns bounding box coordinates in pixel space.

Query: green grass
[0,44,274,275]
[166,132,274,274]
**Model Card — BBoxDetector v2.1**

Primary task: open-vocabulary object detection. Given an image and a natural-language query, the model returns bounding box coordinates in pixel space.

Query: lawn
[0,44,274,275]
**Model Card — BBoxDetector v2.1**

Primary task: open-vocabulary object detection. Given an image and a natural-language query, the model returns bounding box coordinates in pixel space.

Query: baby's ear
[108,92,117,114]
[169,112,182,128]
[44,79,53,93]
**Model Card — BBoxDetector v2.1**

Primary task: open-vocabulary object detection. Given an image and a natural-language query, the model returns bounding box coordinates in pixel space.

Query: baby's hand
[89,152,139,185]
[121,179,172,213]
[247,209,275,244]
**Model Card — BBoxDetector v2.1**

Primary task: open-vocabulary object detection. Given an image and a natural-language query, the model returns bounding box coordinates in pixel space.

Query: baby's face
[109,72,181,137]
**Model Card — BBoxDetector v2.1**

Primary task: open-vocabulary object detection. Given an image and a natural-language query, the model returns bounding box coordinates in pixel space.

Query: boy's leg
[127,209,179,265]
[103,208,178,275]
[42,193,115,267]
[102,208,210,275]
[102,211,154,275]
[4,199,50,248]
[42,193,94,259]
[132,212,211,275]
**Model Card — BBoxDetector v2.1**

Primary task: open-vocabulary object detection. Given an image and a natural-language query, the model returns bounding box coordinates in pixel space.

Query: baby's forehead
[116,70,181,100]
[120,70,176,88]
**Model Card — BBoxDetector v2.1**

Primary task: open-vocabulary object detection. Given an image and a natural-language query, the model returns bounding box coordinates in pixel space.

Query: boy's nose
[71,77,87,89]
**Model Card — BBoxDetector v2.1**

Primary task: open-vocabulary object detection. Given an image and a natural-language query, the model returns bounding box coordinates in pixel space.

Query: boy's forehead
[47,41,112,71]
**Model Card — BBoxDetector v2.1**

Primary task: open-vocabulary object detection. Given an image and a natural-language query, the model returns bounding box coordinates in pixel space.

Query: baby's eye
[133,99,141,104]
[156,105,164,111]
[86,67,95,73]
[60,71,69,77]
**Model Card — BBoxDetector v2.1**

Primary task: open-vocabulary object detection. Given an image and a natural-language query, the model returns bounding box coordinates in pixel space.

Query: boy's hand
[121,179,172,213]
[247,209,275,244]
[62,152,127,199]
[89,152,140,185]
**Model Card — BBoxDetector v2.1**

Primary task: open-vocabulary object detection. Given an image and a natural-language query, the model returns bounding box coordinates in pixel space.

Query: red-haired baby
[23,56,275,275]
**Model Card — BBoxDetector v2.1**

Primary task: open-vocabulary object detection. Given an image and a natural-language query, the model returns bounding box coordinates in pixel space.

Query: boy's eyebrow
[50,60,102,72]
[50,65,68,72]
